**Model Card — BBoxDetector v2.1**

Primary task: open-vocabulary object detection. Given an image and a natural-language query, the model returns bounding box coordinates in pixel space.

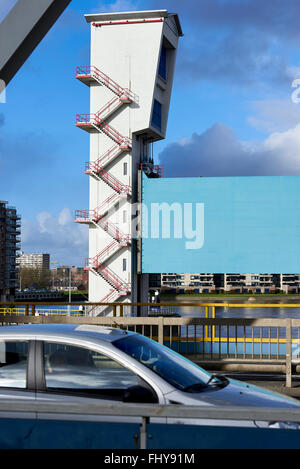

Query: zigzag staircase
[76,65,136,316]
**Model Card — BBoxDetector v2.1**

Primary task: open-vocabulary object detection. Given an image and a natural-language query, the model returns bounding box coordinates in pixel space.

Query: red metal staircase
[85,144,130,174]
[97,168,131,195]
[76,65,136,315]
[86,289,121,317]
[76,66,138,102]
[86,240,121,267]
[86,260,130,293]
[75,192,123,223]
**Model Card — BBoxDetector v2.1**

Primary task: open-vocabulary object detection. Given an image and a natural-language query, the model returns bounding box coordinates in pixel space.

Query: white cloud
[159,122,300,178]
[288,66,300,80]
[58,207,73,226]
[248,99,300,133]
[22,208,88,266]
[261,124,300,173]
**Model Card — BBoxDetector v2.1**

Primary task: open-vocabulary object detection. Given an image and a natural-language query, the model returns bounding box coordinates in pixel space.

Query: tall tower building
[0,201,21,301]
[75,10,183,315]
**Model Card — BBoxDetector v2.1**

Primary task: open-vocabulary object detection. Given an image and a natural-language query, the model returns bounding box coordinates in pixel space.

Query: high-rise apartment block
[0,201,21,300]
[16,253,50,270]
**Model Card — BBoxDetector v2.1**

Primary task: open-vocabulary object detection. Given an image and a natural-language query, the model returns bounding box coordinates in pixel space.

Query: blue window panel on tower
[141,174,300,274]
[151,100,162,131]
[158,46,167,80]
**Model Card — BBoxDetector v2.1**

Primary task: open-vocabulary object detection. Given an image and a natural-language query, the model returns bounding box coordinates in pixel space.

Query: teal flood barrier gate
[141,174,300,273]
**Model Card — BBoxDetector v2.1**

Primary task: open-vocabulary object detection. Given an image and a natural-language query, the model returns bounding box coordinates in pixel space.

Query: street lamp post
[67,267,71,317]
[63,266,72,317]
[50,262,58,290]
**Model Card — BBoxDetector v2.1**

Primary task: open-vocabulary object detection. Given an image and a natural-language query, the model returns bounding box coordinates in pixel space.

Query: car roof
[0,324,133,343]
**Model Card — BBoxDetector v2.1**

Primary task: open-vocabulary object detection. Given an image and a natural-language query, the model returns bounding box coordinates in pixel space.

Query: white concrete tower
[75,10,183,316]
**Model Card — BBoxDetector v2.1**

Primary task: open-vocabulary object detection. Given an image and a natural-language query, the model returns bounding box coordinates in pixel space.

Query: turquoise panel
[141,175,300,273]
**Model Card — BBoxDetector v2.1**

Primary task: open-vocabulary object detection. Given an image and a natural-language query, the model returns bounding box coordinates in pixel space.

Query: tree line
[19,267,52,290]
[19,267,87,291]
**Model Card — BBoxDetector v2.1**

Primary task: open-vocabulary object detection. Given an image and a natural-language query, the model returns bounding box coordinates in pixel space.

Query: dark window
[114,334,211,392]
[123,162,127,176]
[151,100,162,131]
[158,46,167,80]
[43,342,139,399]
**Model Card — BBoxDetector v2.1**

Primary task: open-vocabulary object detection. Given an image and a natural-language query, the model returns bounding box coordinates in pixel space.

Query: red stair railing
[76,66,137,102]
[76,65,135,314]
[97,167,131,195]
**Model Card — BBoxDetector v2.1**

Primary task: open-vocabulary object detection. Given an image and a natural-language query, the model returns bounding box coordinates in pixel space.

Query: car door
[35,339,165,425]
[0,338,36,419]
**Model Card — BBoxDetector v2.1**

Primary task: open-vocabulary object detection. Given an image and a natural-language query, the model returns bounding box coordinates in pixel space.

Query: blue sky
[1,0,300,266]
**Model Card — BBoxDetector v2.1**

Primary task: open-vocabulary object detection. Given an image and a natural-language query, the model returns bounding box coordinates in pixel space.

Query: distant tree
[38,268,51,289]
[20,267,51,290]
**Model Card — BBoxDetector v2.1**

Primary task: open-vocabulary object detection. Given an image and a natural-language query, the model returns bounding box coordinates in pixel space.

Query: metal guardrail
[1,301,300,387]
[1,399,300,449]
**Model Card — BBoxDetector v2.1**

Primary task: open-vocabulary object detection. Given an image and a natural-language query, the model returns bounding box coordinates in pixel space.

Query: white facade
[17,253,50,270]
[161,274,215,290]
[75,10,182,315]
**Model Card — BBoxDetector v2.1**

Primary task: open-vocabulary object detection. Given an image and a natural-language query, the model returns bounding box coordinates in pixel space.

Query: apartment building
[17,253,50,270]
[160,273,215,292]
[155,273,300,293]
[273,274,300,293]
[51,266,88,291]
[0,201,21,300]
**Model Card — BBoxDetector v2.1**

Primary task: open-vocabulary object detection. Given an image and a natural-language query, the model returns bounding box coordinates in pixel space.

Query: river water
[11,297,300,319]
[160,296,300,319]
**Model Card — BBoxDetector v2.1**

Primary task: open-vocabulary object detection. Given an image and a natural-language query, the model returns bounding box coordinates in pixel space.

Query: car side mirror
[123,385,157,403]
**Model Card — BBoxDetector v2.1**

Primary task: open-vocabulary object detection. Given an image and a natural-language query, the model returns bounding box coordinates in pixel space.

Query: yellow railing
[0,308,84,317]
[203,304,298,344]
[0,303,299,341]
[1,301,299,345]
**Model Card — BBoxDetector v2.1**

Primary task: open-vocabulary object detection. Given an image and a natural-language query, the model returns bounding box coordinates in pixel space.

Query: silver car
[0,323,299,430]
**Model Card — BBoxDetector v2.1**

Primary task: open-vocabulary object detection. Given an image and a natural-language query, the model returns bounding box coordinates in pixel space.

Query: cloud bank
[159,122,300,178]
[147,0,300,88]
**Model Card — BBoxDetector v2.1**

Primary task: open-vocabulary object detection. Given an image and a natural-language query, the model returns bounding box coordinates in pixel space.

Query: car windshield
[113,334,212,391]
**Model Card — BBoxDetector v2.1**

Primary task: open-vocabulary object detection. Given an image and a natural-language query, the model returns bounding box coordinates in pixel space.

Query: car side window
[43,342,139,399]
[0,341,29,389]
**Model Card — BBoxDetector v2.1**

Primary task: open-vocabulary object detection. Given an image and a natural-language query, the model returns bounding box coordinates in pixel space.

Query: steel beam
[0,0,71,85]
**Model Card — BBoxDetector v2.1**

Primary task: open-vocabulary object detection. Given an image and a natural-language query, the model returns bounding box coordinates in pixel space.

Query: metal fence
[1,399,300,449]
[1,301,300,387]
